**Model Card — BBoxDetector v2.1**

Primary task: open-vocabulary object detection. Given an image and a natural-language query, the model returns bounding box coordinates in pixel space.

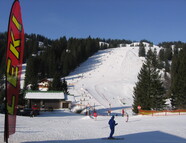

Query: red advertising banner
[4,0,24,141]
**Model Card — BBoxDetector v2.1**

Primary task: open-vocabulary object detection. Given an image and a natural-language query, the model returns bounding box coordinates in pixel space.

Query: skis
[102,137,125,140]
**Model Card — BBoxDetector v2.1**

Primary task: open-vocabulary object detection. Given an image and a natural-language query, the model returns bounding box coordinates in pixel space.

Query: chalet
[26,79,52,91]
[38,79,52,91]
[99,42,109,48]
[25,91,74,109]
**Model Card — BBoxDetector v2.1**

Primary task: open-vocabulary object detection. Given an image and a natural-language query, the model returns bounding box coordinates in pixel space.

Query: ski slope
[67,43,160,115]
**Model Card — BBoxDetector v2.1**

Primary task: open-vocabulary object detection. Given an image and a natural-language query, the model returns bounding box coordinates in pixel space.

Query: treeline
[24,35,100,89]
[0,33,7,80]
[133,41,186,113]
[105,39,132,48]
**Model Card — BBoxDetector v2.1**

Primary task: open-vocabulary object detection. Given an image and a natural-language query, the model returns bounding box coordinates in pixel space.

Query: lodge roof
[25,91,65,100]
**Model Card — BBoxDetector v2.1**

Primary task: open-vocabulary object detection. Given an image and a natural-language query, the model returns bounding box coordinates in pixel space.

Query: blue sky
[1,0,186,44]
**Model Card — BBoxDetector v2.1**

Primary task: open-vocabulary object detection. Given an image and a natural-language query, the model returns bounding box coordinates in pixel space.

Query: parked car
[0,103,5,113]
[47,107,53,112]
[32,104,40,110]
[17,108,40,116]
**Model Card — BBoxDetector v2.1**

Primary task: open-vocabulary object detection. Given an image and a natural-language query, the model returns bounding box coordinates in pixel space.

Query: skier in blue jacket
[108,115,118,139]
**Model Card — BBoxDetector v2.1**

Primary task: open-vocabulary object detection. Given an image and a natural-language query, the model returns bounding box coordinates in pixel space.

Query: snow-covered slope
[66,43,161,115]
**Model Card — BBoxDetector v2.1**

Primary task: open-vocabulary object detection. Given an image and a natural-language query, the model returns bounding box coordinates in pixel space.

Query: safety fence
[139,109,186,116]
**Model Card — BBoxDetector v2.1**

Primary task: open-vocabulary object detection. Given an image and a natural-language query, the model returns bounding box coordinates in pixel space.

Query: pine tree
[171,47,186,109]
[62,78,68,94]
[164,46,172,61]
[138,42,146,57]
[51,73,62,91]
[164,59,170,73]
[163,71,171,98]
[133,63,151,113]
[159,49,165,61]
[0,88,5,105]
[133,49,165,113]
[24,57,39,90]
[0,32,6,78]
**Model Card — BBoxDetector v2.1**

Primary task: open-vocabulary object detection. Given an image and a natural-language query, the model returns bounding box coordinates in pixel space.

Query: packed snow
[0,43,186,143]
[0,111,186,143]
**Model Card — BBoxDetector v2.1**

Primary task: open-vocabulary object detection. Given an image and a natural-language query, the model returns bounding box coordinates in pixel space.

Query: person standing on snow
[30,109,34,118]
[108,115,118,139]
[125,112,129,122]
[93,111,98,120]
[122,109,125,117]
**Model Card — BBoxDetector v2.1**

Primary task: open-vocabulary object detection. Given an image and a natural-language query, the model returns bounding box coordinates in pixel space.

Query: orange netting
[139,109,186,116]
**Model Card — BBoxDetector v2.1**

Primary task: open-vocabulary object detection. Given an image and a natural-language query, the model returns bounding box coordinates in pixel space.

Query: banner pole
[4,18,10,143]
[4,80,8,143]
[4,97,8,143]
[3,0,12,141]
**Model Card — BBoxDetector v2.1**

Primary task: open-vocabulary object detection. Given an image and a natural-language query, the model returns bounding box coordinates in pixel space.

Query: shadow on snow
[23,131,186,143]
[36,110,82,118]
[67,50,111,77]
[96,106,132,116]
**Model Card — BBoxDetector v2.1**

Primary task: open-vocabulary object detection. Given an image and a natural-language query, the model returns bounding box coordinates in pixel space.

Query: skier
[125,112,129,122]
[108,115,118,139]
[30,109,34,118]
[122,109,125,117]
[93,111,98,121]
[107,110,111,116]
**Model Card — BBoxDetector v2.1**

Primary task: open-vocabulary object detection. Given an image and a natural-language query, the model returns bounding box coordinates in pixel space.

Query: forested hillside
[0,32,186,110]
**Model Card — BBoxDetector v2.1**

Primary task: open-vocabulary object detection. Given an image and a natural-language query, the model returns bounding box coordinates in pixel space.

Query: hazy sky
[1,0,186,44]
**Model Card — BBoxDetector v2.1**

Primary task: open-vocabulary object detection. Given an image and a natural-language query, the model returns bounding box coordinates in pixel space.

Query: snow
[25,92,65,100]
[0,43,186,143]
[99,41,109,47]
[67,43,161,115]
[20,63,26,89]
[0,111,186,143]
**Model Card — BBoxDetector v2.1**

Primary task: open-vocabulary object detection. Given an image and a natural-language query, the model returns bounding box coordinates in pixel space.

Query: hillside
[66,43,161,115]
[1,43,186,143]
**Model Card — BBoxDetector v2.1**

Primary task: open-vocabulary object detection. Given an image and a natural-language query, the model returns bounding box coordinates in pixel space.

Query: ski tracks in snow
[67,46,145,115]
